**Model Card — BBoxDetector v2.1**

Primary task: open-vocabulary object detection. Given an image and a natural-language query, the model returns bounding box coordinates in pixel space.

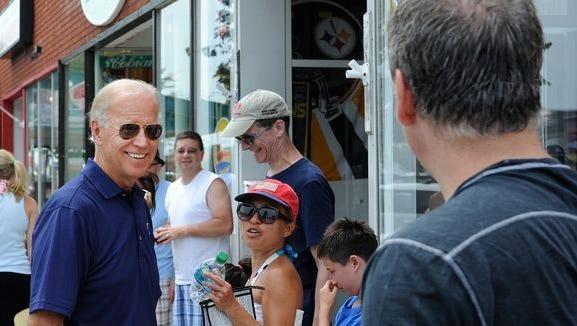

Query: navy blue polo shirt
[30,159,161,325]
[271,158,335,326]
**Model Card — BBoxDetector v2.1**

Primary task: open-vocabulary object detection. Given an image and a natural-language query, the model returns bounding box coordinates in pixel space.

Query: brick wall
[0,0,151,99]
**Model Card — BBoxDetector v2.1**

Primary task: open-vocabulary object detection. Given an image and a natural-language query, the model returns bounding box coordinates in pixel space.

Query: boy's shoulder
[335,296,362,326]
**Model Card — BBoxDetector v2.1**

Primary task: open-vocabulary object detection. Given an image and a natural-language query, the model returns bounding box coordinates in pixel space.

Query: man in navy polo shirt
[29,79,162,325]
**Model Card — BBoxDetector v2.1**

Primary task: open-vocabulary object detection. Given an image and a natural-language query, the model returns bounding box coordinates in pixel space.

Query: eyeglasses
[235,127,269,145]
[237,202,291,224]
[119,123,163,141]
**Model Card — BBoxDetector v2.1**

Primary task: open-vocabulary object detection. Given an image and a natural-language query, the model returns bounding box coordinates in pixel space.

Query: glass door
[536,1,577,170]
[157,0,192,180]
[367,0,441,239]
[26,72,60,207]
[64,56,86,182]
[292,0,369,224]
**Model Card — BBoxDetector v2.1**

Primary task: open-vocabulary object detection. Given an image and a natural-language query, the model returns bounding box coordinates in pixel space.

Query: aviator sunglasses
[237,202,291,224]
[119,123,163,141]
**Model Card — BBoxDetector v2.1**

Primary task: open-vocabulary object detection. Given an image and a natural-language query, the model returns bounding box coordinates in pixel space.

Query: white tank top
[0,193,30,274]
[248,251,304,326]
[165,170,230,284]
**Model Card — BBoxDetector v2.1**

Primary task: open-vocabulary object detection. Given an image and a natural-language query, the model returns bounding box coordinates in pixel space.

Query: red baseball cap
[235,179,299,220]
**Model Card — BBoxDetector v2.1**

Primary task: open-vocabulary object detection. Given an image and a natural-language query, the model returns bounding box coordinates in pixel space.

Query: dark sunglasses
[119,123,163,141]
[235,127,269,145]
[237,202,291,224]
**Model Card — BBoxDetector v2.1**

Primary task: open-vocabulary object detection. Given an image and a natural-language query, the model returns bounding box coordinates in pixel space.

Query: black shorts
[0,272,30,326]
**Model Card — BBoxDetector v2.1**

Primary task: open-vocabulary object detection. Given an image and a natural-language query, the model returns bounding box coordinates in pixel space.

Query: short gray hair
[388,0,544,137]
[88,79,159,125]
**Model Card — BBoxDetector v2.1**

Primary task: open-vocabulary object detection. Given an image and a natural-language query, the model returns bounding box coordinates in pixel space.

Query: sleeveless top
[248,250,304,325]
[165,170,230,284]
[0,193,30,274]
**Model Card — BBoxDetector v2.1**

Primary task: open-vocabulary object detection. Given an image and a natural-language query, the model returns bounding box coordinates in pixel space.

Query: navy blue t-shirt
[362,159,577,325]
[30,159,161,325]
[271,158,335,325]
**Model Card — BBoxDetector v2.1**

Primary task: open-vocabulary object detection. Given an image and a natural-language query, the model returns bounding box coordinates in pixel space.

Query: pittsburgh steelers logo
[314,17,356,59]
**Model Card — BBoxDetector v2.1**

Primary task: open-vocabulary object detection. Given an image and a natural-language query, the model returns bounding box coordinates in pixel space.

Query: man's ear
[273,119,286,137]
[394,69,417,126]
[91,120,103,146]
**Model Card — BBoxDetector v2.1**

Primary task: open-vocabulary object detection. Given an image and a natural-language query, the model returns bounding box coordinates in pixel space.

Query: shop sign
[100,55,153,69]
[81,0,125,26]
[0,0,33,57]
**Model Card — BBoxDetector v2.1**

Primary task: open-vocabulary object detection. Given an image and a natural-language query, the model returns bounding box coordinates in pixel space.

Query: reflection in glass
[194,0,235,187]
[26,72,59,206]
[65,56,86,183]
[27,84,38,201]
[158,0,192,181]
[538,2,577,170]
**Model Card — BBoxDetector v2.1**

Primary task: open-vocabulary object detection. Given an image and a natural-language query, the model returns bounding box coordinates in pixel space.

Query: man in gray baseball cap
[221,89,291,138]
[221,89,335,326]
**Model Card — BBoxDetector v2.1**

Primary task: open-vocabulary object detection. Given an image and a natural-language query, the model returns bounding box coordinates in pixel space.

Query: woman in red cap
[206,179,303,325]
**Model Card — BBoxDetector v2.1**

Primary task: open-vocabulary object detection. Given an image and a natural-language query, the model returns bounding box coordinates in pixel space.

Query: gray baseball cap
[220,89,291,137]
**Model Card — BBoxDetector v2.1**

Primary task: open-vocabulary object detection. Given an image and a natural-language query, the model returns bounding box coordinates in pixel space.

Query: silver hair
[88,79,159,125]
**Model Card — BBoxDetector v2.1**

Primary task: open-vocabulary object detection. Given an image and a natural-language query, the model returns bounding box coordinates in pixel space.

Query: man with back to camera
[362,0,577,325]
[221,89,335,326]
[29,79,162,325]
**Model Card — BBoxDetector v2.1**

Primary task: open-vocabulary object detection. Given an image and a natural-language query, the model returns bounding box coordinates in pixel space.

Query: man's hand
[154,225,179,244]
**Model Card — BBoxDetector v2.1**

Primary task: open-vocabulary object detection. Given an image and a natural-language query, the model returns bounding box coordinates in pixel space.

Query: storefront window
[193,0,235,187]
[373,0,441,238]
[64,56,86,182]
[292,0,368,223]
[158,0,192,180]
[12,97,25,161]
[95,20,154,90]
[537,1,577,169]
[26,71,59,206]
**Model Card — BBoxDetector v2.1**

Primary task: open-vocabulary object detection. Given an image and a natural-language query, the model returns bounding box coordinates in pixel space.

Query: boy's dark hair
[317,218,378,265]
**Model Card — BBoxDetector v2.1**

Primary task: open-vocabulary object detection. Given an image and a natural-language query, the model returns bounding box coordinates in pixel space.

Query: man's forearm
[28,310,65,326]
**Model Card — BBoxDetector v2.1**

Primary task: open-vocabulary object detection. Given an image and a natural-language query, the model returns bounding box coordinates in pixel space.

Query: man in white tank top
[156,131,233,326]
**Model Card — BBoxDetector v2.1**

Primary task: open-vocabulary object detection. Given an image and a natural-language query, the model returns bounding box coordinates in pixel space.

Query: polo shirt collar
[82,159,127,199]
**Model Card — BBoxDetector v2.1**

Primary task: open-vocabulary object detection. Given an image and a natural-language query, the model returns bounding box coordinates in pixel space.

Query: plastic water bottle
[190,251,229,302]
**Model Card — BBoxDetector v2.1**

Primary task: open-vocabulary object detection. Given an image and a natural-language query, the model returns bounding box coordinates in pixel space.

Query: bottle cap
[216,251,229,264]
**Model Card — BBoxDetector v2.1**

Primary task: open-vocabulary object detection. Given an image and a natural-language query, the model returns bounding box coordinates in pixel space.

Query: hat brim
[220,119,256,137]
[235,192,293,219]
